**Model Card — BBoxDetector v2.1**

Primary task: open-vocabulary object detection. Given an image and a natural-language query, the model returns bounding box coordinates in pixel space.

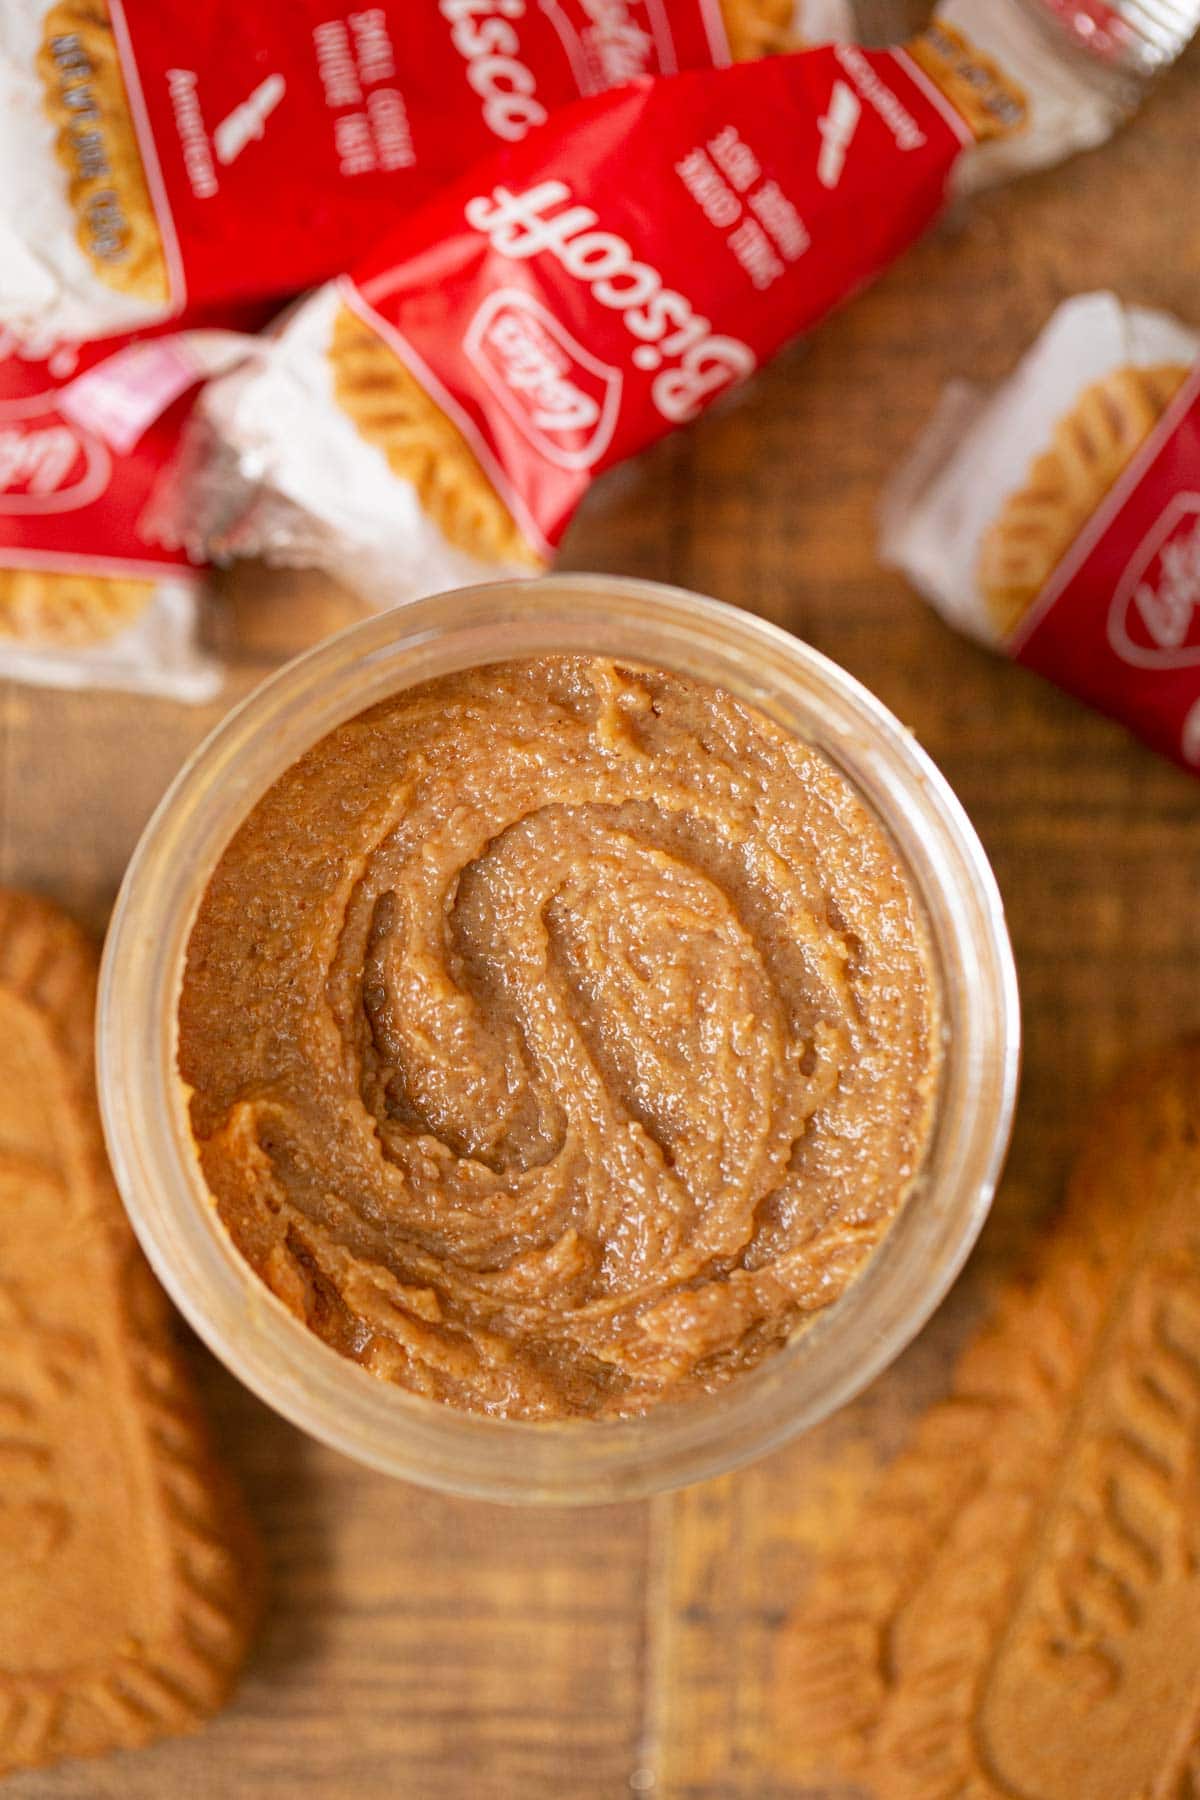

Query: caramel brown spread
[179,657,940,1419]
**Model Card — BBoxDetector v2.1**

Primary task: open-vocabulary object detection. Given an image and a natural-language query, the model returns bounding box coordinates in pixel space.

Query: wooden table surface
[5,14,1200,1798]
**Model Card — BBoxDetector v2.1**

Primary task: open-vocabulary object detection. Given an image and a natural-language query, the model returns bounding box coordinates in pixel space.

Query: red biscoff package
[0,310,262,696]
[157,0,1197,606]
[882,292,1200,776]
[0,0,857,345]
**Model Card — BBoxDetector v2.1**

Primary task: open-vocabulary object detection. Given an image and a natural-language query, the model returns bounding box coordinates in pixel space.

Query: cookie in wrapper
[0,0,856,345]
[159,0,1197,609]
[164,16,1034,604]
[882,292,1200,776]
[0,314,255,697]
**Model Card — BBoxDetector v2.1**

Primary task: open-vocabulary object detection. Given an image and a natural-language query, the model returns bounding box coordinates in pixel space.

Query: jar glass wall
[98,576,1019,1504]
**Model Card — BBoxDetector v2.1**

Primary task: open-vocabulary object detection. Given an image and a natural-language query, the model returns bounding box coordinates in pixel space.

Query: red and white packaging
[160,0,1198,607]
[164,25,1026,602]
[0,313,256,697]
[881,293,1200,775]
[0,0,855,347]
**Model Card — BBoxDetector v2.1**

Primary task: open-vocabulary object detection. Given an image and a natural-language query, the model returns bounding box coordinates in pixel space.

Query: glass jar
[97,574,1019,1504]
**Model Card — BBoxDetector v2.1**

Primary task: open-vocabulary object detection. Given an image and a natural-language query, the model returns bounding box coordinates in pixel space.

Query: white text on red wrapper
[463,180,756,421]
[440,0,661,144]
[675,125,809,293]
[313,11,414,175]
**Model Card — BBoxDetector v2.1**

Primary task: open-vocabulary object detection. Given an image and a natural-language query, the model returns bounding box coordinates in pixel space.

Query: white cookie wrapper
[933,0,1122,193]
[935,0,1200,192]
[0,0,163,347]
[0,570,220,700]
[880,292,1200,648]
[147,283,525,608]
[794,0,857,42]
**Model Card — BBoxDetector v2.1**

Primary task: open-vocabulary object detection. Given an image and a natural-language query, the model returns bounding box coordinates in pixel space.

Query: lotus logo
[0,393,111,515]
[464,289,622,471]
[1108,492,1200,670]
[538,0,666,90]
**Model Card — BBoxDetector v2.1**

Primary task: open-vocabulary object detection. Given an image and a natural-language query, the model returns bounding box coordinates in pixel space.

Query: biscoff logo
[463,179,756,424]
[1108,492,1200,670]
[464,289,621,468]
[0,395,111,515]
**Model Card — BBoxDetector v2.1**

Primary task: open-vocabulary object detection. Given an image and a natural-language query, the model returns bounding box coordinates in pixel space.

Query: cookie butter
[179,657,940,1420]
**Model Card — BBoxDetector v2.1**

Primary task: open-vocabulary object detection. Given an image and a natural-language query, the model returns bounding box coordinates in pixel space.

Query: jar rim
[97,574,1020,1503]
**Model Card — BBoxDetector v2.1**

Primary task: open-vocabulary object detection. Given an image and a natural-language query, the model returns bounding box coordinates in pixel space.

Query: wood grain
[2,12,1199,1794]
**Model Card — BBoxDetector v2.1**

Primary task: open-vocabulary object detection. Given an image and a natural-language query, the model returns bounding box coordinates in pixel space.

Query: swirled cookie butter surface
[179,657,940,1419]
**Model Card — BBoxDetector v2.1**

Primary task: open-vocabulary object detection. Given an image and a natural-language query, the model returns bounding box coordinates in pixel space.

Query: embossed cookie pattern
[328,302,542,569]
[777,1038,1200,1800]
[37,0,169,302]
[907,19,1028,147]
[0,568,154,645]
[0,891,260,1777]
[979,362,1189,638]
